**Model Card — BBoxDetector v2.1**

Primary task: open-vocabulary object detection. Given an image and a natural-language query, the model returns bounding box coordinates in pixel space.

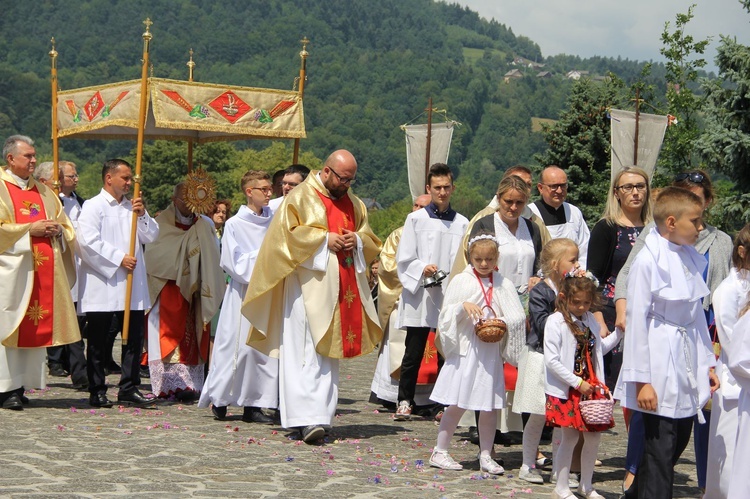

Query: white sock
[478,410,497,457]
[435,405,464,452]
[522,413,546,468]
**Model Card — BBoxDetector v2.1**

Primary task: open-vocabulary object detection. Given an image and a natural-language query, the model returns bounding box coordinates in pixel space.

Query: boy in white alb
[615,187,718,499]
[394,163,468,420]
[198,171,277,424]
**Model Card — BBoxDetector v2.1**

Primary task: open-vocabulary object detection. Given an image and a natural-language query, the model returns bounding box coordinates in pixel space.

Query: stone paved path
[0,344,703,498]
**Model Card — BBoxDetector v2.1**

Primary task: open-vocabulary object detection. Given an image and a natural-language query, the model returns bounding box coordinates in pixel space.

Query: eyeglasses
[615,183,647,193]
[540,182,568,191]
[675,172,706,184]
[249,187,273,195]
[64,174,79,179]
[282,181,299,188]
[328,166,356,185]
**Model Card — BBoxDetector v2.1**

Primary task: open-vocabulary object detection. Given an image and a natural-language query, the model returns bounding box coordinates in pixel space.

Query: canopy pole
[187,48,195,173]
[122,18,153,345]
[50,38,60,194]
[633,88,641,166]
[292,37,309,164]
[424,97,433,194]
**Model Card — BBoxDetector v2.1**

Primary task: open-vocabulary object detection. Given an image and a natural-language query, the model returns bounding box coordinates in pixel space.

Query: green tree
[658,5,709,175]
[534,77,626,223]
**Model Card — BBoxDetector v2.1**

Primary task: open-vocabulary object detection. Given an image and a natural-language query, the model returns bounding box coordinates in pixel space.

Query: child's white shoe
[429,449,463,470]
[478,453,504,475]
[576,485,604,499]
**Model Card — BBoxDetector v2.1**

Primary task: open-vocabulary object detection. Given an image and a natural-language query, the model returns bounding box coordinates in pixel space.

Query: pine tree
[534,77,625,223]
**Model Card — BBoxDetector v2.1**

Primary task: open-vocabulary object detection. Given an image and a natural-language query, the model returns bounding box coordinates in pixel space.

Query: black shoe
[211,405,227,420]
[139,366,150,379]
[89,393,113,408]
[175,390,198,403]
[2,393,23,411]
[242,406,274,424]
[117,390,155,407]
[105,361,121,376]
[15,388,29,405]
[71,377,89,391]
[300,425,325,444]
[49,363,68,377]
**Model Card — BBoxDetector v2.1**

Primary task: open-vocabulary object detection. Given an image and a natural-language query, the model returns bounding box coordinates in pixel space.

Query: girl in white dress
[705,224,750,498]
[517,238,579,484]
[429,234,526,474]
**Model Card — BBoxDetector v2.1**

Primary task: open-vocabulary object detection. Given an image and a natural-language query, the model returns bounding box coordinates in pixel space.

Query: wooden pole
[292,37,309,164]
[187,48,195,173]
[633,88,640,166]
[122,18,153,345]
[424,97,433,194]
[49,38,61,195]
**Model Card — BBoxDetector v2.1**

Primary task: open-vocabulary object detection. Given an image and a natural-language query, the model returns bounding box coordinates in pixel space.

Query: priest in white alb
[242,150,382,443]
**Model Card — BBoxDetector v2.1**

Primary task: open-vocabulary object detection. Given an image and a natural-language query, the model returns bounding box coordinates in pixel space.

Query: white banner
[403,122,454,200]
[610,108,668,181]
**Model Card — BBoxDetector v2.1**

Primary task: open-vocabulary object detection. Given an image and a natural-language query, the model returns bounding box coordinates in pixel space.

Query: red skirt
[545,388,614,432]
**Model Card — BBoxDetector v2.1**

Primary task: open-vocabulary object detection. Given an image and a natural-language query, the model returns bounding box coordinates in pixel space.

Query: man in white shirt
[528,166,590,267]
[77,159,159,408]
[268,164,310,213]
[394,163,469,420]
[33,161,88,389]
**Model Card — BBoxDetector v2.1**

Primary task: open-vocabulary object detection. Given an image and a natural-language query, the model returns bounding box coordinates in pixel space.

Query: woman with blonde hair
[588,166,652,387]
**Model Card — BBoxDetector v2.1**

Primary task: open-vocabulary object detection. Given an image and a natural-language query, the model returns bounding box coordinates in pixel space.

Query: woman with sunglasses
[612,169,732,496]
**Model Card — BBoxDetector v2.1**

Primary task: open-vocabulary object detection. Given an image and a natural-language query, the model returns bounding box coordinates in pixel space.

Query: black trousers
[397,326,431,406]
[628,413,693,499]
[46,314,87,382]
[86,310,144,396]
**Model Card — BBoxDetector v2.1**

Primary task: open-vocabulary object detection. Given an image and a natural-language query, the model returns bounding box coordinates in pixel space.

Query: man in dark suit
[34,161,88,389]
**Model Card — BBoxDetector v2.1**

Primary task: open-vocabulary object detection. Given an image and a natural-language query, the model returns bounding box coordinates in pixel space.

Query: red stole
[6,181,54,347]
[416,331,439,384]
[316,191,363,358]
[150,218,209,365]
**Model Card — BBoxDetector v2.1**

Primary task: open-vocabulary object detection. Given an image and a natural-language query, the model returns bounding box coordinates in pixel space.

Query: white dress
[430,267,525,411]
[705,269,748,498]
[727,311,750,499]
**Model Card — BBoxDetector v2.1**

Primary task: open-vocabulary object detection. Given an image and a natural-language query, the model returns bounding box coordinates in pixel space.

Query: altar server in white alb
[77,159,159,408]
[394,163,469,420]
[705,224,750,499]
[529,165,590,267]
[198,170,278,424]
[614,187,718,499]
[727,295,750,499]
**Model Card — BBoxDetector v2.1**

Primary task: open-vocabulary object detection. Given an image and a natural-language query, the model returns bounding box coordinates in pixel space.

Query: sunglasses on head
[674,172,706,184]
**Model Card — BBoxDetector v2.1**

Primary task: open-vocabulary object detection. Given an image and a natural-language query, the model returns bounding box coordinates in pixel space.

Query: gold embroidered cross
[343,287,356,308]
[346,326,356,346]
[423,342,437,362]
[32,247,49,270]
[26,300,48,326]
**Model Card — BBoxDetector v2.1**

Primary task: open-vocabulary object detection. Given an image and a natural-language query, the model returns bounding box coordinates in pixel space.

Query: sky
[455,0,750,73]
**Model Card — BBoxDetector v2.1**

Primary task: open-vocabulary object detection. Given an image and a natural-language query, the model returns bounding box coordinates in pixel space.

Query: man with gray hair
[33,161,88,389]
[0,135,80,410]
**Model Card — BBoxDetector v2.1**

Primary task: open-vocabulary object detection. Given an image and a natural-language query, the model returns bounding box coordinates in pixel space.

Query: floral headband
[564,267,599,287]
[468,234,499,248]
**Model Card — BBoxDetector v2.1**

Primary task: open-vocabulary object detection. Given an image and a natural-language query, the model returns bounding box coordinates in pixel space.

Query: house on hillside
[565,70,590,80]
[504,69,524,83]
[361,198,383,211]
[536,71,553,78]
[512,57,545,70]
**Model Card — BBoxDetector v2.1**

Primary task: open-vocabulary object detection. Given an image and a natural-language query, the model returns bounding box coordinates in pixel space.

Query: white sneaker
[478,453,504,475]
[577,485,605,499]
[519,466,544,484]
[394,400,412,421]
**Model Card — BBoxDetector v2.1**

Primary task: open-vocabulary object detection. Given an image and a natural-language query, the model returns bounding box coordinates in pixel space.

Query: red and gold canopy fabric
[55,78,305,142]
